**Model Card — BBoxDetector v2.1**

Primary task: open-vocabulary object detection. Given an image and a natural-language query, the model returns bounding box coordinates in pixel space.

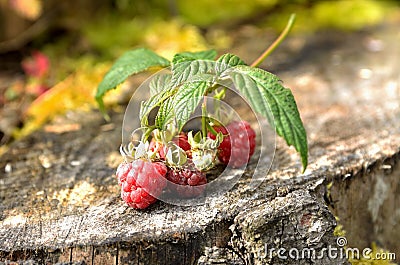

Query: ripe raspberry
[116,162,132,186]
[117,160,167,209]
[149,133,192,160]
[166,168,207,198]
[149,139,166,159]
[174,133,192,158]
[209,120,256,168]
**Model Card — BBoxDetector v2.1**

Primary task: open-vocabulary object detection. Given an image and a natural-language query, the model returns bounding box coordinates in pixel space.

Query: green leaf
[139,91,167,126]
[155,96,175,129]
[173,81,211,131]
[172,49,217,64]
[228,65,308,171]
[149,73,171,96]
[171,59,216,88]
[96,48,170,114]
[216,53,246,74]
[170,50,217,88]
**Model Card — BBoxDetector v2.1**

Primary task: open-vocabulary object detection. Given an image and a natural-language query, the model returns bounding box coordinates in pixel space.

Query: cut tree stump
[1,24,399,265]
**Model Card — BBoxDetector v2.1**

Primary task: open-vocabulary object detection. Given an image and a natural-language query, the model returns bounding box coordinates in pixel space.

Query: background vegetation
[0,0,399,144]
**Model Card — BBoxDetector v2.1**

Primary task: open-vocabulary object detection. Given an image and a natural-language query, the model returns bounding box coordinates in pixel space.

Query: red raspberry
[149,139,166,159]
[116,162,132,186]
[209,120,256,168]
[174,133,191,151]
[149,133,192,160]
[174,133,192,158]
[166,168,207,198]
[117,160,167,209]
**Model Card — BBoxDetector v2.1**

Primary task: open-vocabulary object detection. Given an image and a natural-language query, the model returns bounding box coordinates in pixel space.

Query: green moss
[333,217,346,237]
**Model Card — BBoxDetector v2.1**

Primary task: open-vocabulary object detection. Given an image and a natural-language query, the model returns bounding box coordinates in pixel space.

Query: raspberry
[174,133,191,151]
[117,160,167,209]
[174,133,192,158]
[149,139,166,159]
[166,168,207,198]
[149,133,192,160]
[209,120,256,168]
[116,162,132,186]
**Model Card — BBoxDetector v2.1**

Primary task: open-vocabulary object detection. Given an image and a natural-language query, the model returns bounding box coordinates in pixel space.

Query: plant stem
[201,97,207,141]
[250,14,296,68]
[141,125,156,142]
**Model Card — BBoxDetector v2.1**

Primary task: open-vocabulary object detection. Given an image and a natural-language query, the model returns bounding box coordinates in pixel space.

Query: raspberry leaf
[139,91,168,126]
[228,65,308,171]
[155,96,175,129]
[173,81,211,131]
[96,48,170,114]
[216,53,246,74]
[172,49,217,64]
[171,50,216,87]
[149,73,171,96]
[171,60,216,88]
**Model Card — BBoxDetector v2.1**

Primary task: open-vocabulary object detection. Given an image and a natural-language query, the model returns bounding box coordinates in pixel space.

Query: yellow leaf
[16,63,112,138]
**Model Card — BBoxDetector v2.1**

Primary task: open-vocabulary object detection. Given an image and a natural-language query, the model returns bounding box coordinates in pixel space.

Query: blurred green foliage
[311,0,391,30]
[177,0,278,26]
[287,0,395,32]
[176,0,396,30]
[9,0,395,63]
[82,15,144,58]
[1,0,399,143]
[78,0,398,59]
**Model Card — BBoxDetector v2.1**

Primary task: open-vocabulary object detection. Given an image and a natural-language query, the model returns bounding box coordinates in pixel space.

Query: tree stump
[1,24,399,265]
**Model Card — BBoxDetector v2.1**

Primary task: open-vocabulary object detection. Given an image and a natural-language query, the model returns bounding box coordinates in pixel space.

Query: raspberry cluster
[115,120,256,209]
[166,168,207,198]
[209,120,256,168]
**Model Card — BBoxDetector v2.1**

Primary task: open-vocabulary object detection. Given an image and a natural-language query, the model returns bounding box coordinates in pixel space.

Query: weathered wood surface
[1,24,399,265]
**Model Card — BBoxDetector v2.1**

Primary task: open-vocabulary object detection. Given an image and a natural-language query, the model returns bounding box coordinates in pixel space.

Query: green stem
[141,125,156,142]
[214,88,226,100]
[250,14,296,68]
[206,121,218,136]
[201,97,207,141]
[213,87,226,122]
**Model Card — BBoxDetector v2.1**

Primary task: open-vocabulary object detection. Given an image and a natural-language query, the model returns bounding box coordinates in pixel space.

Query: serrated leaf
[140,92,167,126]
[172,49,217,64]
[228,65,308,171]
[155,96,175,129]
[216,53,246,74]
[96,48,170,114]
[171,60,216,88]
[149,73,171,96]
[174,81,210,131]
